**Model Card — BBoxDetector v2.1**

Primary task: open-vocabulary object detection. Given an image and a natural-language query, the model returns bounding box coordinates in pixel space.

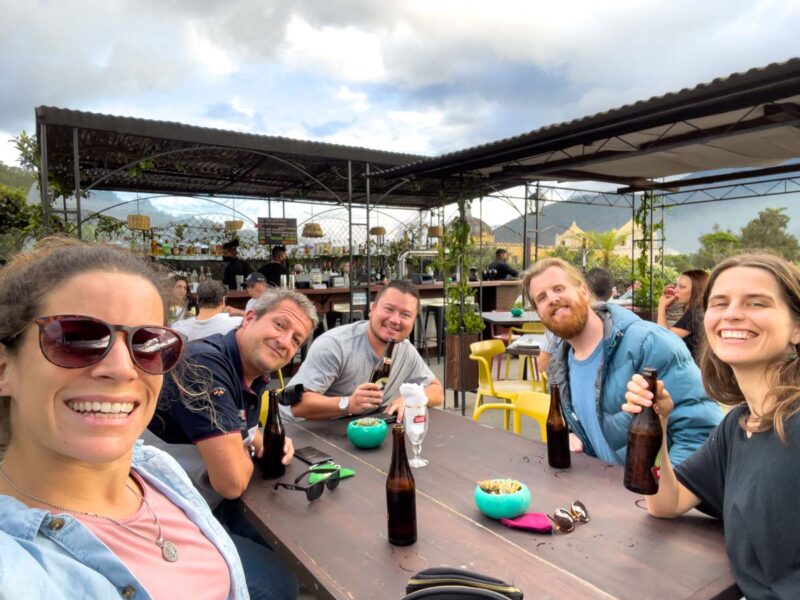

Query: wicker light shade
[224,220,244,232]
[302,222,324,238]
[127,214,151,231]
[369,226,387,236]
[427,225,444,238]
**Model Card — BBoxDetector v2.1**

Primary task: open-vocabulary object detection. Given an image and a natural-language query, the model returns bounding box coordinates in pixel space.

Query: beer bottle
[546,383,571,469]
[370,339,396,391]
[623,367,663,495]
[386,424,417,546]
[259,390,286,479]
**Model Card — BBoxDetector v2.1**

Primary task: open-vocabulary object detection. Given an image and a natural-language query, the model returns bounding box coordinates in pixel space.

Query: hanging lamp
[126,193,150,230]
[427,225,443,238]
[225,198,244,232]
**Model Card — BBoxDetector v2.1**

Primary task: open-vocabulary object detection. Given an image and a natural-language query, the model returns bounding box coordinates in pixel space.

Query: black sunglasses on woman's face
[273,466,341,502]
[32,315,184,374]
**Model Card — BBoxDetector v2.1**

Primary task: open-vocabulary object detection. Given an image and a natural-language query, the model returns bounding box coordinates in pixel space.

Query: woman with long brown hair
[0,239,247,598]
[624,253,800,599]
[656,269,709,360]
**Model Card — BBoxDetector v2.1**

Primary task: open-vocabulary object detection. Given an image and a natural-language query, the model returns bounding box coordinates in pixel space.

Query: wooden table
[238,411,738,600]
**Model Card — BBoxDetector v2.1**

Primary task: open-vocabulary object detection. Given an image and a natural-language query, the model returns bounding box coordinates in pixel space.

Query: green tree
[739,207,800,260]
[0,162,36,190]
[693,230,740,270]
[582,229,629,269]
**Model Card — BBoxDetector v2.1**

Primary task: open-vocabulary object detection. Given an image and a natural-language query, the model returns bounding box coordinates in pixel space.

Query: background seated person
[0,239,247,599]
[282,280,443,421]
[225,272,269,318]
[523,258,722,466]
[172,279,242,341]
[624,253,800,600]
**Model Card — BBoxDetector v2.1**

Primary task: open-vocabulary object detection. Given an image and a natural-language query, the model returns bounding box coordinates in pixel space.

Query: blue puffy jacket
[548,303,723,465]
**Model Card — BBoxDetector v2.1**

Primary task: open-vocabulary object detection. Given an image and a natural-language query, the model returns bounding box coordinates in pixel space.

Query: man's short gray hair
[251,288,319,338]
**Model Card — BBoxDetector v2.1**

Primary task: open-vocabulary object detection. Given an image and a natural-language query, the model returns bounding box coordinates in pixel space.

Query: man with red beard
[524,258,722,466]
[283,280,443,421]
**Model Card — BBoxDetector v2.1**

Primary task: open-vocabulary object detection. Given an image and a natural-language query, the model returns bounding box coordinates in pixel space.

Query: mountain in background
[495,189,800,253]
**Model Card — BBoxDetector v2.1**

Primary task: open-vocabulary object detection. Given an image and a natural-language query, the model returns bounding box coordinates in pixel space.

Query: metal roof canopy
[35,106,450,210]
[380,58,800,197]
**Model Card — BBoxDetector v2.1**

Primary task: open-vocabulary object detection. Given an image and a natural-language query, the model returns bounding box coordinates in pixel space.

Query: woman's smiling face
[0,271,166,467]
[704,266,800,374]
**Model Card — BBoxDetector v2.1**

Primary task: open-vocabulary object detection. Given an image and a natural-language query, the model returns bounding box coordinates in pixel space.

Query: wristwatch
[338,396,351,415]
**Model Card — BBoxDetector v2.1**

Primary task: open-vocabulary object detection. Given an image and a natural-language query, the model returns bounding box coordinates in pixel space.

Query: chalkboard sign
[257,218,298,246]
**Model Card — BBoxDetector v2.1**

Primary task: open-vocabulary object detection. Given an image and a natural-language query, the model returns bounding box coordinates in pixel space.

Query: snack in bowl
[474,478,531,519]
[346,416,388,448]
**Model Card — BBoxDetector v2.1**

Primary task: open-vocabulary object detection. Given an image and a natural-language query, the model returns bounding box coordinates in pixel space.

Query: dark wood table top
[239,410,738,600]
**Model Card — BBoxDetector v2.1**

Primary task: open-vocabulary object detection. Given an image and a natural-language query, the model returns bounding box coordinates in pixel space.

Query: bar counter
[225,279,522,313]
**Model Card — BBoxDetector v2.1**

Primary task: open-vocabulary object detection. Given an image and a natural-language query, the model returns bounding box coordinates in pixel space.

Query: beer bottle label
[375,376,389,390]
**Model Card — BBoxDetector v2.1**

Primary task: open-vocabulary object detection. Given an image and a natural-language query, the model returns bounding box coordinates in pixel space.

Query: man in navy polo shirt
[149,288,317,600]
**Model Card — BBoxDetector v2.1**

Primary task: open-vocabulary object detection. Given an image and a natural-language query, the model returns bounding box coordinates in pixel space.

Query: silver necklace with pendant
[0,464,179,562]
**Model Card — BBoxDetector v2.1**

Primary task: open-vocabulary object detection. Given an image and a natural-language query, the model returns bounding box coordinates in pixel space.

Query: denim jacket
[548,302,723,465]
[0,441,248,599]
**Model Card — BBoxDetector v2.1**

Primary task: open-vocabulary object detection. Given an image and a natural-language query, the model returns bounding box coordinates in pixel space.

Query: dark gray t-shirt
[281,320,435,421]
[675,405,800,600]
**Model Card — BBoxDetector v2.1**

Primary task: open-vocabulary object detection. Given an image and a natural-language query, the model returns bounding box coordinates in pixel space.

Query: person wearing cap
[244,273,269,312]
[224,273,269,318]
[222,239,253,291]
[258,245,289,288]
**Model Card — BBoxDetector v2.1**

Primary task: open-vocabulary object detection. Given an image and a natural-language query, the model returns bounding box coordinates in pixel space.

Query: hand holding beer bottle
[622,369,674,494]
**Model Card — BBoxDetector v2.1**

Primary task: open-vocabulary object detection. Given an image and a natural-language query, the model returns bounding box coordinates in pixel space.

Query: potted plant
[437,197,485,393]
[510,300,524,317]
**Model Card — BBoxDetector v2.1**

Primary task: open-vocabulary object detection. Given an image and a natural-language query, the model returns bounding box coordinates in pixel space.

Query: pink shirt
[68,473,230,599]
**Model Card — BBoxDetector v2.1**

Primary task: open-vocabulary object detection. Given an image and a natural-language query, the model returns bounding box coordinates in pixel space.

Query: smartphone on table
[294,446,334,466]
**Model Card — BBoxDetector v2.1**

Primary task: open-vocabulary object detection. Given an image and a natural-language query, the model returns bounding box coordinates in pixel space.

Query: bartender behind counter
[221,239,252,290]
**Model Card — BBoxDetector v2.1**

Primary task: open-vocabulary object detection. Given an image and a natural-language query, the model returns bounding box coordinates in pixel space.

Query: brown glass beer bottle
[623,367,663,494]
[546,383,571,469]
[260,390,286,479]
[370,339,396,391]
[386,424,417,545]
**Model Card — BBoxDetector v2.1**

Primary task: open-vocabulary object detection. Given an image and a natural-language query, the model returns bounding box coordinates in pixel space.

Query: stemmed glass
[403,400,429,467]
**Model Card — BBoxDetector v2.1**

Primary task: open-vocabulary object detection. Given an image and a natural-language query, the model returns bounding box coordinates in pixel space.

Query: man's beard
[540,295,590,339]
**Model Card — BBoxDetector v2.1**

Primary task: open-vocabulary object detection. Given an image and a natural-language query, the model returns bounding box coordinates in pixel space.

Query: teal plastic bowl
[510,307,523,317]
[474,480,531,519]
[347,417,388,448]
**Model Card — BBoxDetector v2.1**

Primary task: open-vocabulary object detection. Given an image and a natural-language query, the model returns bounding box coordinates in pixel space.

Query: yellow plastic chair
[473,390,550,442]
[259,368,286,426]
[469,339,535,430]
[504,322,547,381]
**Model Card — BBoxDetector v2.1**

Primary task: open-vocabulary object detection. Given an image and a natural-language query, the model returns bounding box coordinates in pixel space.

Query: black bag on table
[403,568,523,599]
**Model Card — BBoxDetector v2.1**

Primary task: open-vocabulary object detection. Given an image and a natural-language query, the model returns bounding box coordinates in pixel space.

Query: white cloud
[334,86,370,112]
[280,16,387,82]
[186,23,239,76]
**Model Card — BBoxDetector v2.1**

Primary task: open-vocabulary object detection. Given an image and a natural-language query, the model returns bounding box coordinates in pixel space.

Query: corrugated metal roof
[35,106,451,209]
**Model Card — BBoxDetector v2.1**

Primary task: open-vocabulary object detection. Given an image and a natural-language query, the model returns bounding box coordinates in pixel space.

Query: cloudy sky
[2,0,798,226]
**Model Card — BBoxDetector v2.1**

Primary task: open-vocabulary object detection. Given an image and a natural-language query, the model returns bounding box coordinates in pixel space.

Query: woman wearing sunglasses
[0,238,247,599]
[624,253,800,600]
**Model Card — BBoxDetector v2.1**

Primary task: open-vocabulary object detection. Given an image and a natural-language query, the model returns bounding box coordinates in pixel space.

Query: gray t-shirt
[171,313,242,341]
[282,320,435,421]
